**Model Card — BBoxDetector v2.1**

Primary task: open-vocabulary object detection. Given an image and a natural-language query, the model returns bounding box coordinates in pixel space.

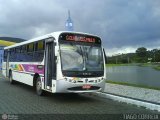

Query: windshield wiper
[83,46,93,71]
[80,46,87,71]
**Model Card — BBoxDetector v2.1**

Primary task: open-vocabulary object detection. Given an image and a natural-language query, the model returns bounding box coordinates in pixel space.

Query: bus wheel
[36,77,44,96]
[9,71,14,84]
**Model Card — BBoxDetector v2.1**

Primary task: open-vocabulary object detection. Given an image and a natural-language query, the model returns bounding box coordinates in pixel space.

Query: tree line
[107,47,160,64]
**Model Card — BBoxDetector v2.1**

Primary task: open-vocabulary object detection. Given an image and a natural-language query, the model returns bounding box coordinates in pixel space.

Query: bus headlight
[73,80,76,83]
[65,78,68,81]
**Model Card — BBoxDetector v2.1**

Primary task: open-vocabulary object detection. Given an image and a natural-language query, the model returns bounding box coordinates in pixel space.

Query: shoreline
[106,80,160,91]
[106,63,160,71]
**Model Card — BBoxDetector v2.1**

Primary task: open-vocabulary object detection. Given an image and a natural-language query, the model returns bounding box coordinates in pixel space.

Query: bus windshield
[60,42,104,72]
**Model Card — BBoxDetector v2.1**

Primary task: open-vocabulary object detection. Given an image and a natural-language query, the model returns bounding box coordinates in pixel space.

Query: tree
[136,47,147,63]
[136,47,147,57]
[151,49,160,62]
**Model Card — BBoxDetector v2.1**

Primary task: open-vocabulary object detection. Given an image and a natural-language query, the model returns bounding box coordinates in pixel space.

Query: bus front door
[45,39,56,90]
[6,50,9,77]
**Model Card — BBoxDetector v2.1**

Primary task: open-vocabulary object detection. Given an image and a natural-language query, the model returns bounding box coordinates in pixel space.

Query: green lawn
[138,63,152,67]
[153,66,160,70]
[106,64,132,67]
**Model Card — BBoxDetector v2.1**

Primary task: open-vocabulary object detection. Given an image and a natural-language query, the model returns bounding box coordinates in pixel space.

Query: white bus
[2,31,106,95]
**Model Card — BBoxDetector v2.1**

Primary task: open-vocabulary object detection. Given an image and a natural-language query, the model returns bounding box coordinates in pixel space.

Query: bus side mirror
[55,46,59,56]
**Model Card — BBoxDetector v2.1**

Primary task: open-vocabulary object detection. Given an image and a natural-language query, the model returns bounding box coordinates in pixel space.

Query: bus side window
[20,45,27,62]
[35,42,38,51]
[21,45,27,53]
[38,41,44,50]
[9,48,16,62]
[33,41,44,62]
[34,40,44,51]
[15,47,21,62]
[26,43,34,62]
[4,50,7,62]
[27,43,34,52]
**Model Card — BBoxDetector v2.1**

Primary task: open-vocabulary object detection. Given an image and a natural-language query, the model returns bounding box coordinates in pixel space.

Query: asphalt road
[0,73,159,120]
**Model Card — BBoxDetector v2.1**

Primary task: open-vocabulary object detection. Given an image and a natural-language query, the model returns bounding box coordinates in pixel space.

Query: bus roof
[4,31,100,50]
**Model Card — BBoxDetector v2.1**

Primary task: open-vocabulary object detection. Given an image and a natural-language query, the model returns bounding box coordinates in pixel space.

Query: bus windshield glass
[60,43,104,72]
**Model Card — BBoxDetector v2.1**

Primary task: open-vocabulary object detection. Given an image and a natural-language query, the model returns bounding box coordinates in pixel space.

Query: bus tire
[9,71,15,84]
[36,77,44,96]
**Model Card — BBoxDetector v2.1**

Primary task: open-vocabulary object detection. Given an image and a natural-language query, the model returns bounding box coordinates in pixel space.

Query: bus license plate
[82,85,91,89]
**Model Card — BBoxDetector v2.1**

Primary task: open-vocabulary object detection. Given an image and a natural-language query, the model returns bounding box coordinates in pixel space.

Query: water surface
[106,66,160,88]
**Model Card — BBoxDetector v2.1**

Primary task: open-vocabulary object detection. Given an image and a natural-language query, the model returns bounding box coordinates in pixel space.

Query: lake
[106,66,160,88]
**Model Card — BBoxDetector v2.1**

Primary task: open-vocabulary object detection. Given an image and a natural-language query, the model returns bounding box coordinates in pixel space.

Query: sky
[0,0,160,56]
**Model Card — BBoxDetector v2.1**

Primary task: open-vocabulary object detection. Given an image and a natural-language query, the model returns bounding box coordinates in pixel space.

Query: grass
[153,66,160,71]
[138,63,154,67]
[106,80,160,91]
[106,64,132,67]
[0,40,16,46]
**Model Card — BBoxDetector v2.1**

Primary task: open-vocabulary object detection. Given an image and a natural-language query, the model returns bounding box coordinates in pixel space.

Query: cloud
[0,0,160,55]
[0,0,65,38]
[105,46,137,56]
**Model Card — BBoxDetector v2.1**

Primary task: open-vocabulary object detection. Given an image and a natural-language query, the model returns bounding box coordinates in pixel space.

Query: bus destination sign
[66,35,95,43]
[59,33,101,44]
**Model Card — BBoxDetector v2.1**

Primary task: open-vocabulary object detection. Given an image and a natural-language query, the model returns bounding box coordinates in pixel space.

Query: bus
[2,31,106,95]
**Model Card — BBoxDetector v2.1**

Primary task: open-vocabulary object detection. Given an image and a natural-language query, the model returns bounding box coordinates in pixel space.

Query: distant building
[65,10,74,31]
[0,37,25,70]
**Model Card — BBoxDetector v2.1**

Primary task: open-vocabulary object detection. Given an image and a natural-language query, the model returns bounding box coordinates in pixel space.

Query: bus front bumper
[53,79,105,93]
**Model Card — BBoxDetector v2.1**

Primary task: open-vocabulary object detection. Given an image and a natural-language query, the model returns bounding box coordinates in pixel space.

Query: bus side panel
[10,63,44,86]
[2,62,6,77]
[12,71,33,86]
[2,70,6,77]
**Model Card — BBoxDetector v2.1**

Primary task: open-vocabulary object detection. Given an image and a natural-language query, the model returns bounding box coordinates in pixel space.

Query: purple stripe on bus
[22,64,44,75]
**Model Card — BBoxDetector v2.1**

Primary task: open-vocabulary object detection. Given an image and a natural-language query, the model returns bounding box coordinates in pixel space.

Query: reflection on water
[106,66,160,88]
